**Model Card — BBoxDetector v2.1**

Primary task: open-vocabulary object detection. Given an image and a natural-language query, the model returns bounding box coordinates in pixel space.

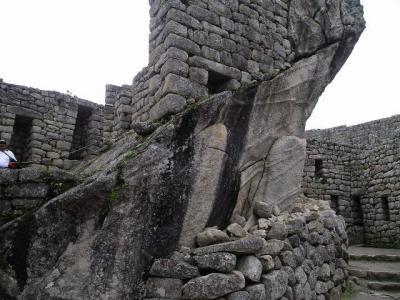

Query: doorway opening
[330,195,339,215]
[351,195,364,225]
[10,115,33,162]
[381,196,390,221]
[315,159,323,179]
[70,105,92,160]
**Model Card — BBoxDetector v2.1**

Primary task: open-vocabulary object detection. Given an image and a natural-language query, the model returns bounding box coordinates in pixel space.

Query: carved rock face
[0,0,364,299]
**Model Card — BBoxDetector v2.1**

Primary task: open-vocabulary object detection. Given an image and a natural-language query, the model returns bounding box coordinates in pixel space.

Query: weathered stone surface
[259,255,275,272]
[245,284,266,300]
[267,222,288,240]
[253,201,273,219]
[150,93,187,120]
[196,228,230,247]
[227,291,250,300]
[262,270,289,300]
[0,0,364,298]
[182,271,245,299]
[149,259,200,279]
[193,237,264,256]
[259,239,285,256]
[193,252,236,273]
[146,277,183,298]
[227,223,247,238]
[236,255,263,282]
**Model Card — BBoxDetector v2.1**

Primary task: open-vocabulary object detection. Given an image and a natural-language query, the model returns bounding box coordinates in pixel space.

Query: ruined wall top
[107,0,364,139]
[306,114,400,146]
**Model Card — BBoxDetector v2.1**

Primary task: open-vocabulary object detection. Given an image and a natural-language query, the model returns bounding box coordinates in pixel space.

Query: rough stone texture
[193,252,236,273]
[142,206,348,300]
[182,271,245,299]
[0,81,104,168]
[262,270,289,300]
[303,114,400,246]
[0,0,364,299]
[146,277,183,298]
[149,259,200,279]
[236,255,263,282]
[0,166,77,226]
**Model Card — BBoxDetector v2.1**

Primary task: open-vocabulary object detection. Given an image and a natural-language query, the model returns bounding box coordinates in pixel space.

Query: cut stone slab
[182,271,245,299]
[349,246,400,262]
[149,259,200,279]
[193,252,236,273]
[192,237,264,256]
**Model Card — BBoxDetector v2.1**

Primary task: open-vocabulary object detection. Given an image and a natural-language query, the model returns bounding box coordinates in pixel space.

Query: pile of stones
[144,200,349,300]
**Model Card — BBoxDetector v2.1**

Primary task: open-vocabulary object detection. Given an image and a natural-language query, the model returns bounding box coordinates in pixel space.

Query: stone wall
[107,0,297,138]
[303,115,400,247]
[306,114,400,147]
[144,204,348,300]
[0,167,77,226]
[0,80,104,169]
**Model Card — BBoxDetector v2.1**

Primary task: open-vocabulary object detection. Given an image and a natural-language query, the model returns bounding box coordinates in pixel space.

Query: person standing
[0,139,17,169]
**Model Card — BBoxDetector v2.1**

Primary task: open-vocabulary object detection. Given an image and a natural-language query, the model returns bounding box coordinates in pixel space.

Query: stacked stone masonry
[144,207,349,300]
[0,80,104,169]
[106,0,298,138]
[303,115,400,247]
[0,166,77,226]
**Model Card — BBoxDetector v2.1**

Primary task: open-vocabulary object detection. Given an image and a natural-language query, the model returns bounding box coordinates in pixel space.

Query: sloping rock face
[0,1,364,299]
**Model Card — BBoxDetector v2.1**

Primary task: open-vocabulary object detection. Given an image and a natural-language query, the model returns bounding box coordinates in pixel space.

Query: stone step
[367,281,400,292]
[349,267,400,282]
[349,246,400,262]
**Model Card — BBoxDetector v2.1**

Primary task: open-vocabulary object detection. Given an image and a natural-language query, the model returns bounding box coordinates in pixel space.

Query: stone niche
[303,114,400,247]
[0,81,104,169]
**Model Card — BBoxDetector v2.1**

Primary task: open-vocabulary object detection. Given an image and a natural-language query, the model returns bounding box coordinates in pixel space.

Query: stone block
[245,284,266,300]
[189,67,208,85]
[165,33,201,56]
[160,58,189,78]
[193,236,264,256]
[196,228,230,247]
[146,277,182,298]
[262,270,288,300]
[236,255,263,282]
[166,9,202,30]
[4,183,49,198]
[149,259,199,279]
[188,56,241,80]
[149,93,186,121]
[182,271,245,299]
[227,291,250,300]
[0,169,18,184]
[193,252,236,273]
[187,5,220,26]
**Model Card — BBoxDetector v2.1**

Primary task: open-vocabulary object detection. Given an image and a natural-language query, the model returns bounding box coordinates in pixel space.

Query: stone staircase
[348,246,400,299]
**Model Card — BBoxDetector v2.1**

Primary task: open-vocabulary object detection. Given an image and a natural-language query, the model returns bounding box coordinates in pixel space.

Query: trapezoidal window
[381,196,390,221]
[10,115,33,162]
[351,195,364,225]
[70,105,92,160]
[207,71,232,94]
[330,195,339,215]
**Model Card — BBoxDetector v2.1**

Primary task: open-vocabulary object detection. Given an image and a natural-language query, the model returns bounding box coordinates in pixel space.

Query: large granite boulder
[0,0,364,299]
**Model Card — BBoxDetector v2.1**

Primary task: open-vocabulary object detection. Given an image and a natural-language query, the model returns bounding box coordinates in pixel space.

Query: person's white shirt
[0,150,17,168]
